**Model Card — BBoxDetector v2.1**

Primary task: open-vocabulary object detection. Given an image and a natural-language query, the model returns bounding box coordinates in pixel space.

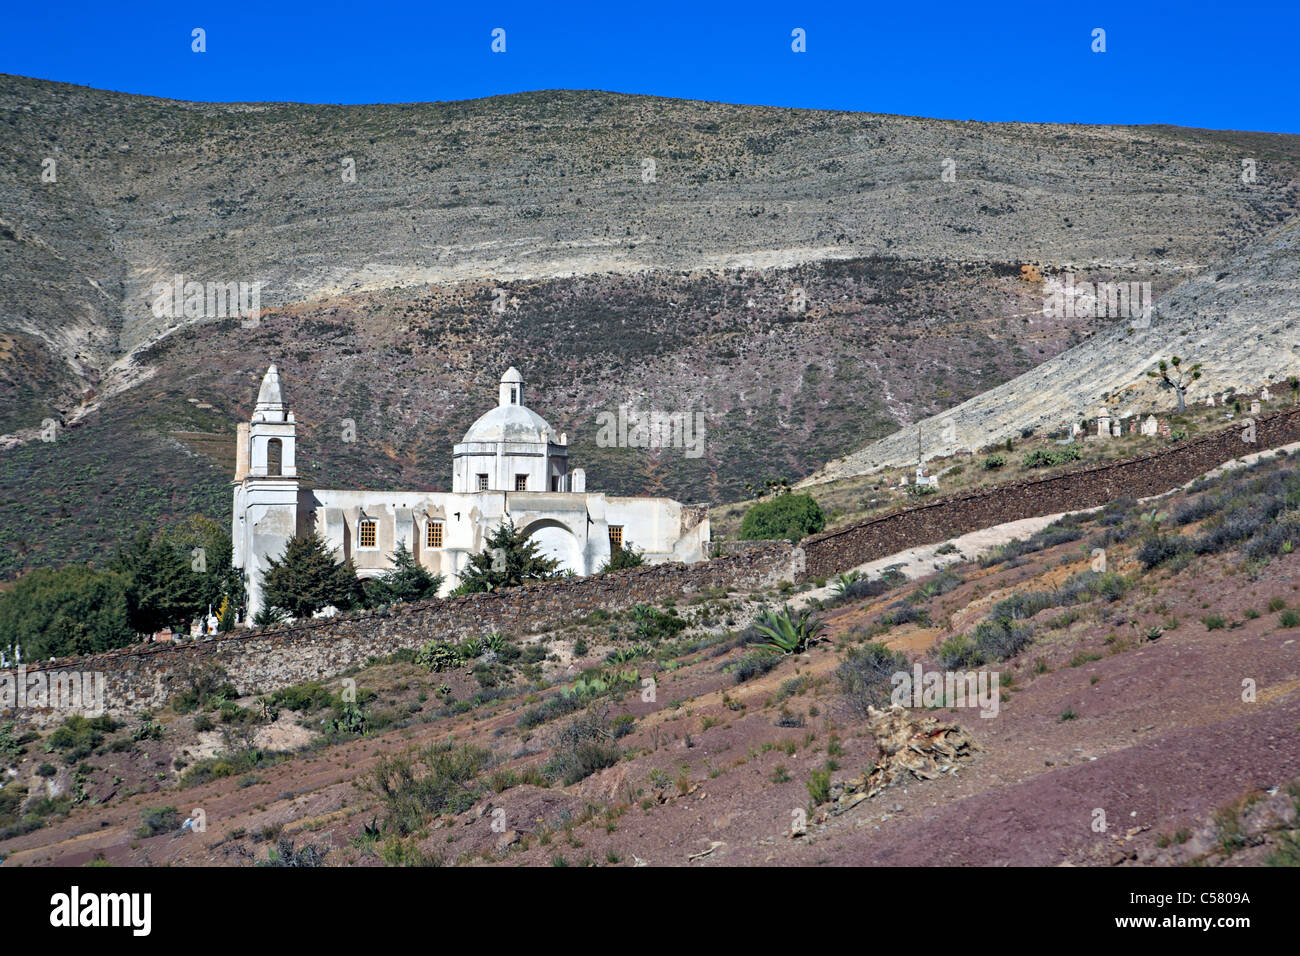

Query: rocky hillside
[804,216,1300,483]
[3,74,1300,574]
[5,447,1300,867]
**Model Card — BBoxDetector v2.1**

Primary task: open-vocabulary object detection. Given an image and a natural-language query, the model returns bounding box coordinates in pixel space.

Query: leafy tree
[601,542,645,573]
[739,493,826,542]
[111,529,209,633]
[217,596,235,633]
[161,516,244,617]
[453,518,560,594]
[261,532,361,619]
[0,564,135,659]
[363,541,444,606]
[1147,356,1202,413]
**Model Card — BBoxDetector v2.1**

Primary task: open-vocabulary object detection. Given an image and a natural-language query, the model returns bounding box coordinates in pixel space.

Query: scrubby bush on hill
[628,604,687,642]
[371,740,489,834]
[544,708,621,785]
[981,522,1085,567]
[838,642,909,715]
[136,805,180,838]
[739,493,826,542]
[1022,445,1082,469]
[730,650,781,683]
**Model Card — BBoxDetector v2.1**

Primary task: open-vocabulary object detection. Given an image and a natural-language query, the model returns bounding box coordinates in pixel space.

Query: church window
[510,387,518,404]
[608,525,624,550]
[426,521,443,548]
[358,518,377,549]
[515,474,528,491]
[476,473,489,491]
[266,438,282,476]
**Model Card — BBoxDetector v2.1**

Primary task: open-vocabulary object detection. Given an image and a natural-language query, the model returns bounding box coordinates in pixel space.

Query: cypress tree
[454,518,560,593]
[363,541,444,606]
[261,532,361,619]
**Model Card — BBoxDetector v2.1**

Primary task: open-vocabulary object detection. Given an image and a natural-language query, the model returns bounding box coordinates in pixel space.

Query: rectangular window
[476,473,489,491]
[515,474,528,491]
[608,525,624,550]
[358,519,377,549]
[426,521,443,548]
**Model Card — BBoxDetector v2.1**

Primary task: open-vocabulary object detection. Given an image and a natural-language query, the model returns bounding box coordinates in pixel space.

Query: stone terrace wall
[1,541,799,725]
[800,404,1300,579]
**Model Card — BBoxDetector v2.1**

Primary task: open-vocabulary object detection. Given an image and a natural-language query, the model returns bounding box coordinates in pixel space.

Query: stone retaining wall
[1,541,799,725]
[800,405,1300,578]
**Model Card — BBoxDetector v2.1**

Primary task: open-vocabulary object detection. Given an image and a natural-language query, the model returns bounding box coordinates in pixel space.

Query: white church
[231,365,710,617]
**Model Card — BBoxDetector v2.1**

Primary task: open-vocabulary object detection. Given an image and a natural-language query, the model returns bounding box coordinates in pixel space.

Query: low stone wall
[800,405,1300,579]
[1,541,799,725]
[7,406,1297,726]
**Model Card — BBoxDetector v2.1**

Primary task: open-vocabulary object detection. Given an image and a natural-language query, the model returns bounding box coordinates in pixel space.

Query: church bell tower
[232,364,301,619]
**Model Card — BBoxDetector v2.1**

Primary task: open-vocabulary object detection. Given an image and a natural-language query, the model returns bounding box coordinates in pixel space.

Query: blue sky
[2,1,1296,132]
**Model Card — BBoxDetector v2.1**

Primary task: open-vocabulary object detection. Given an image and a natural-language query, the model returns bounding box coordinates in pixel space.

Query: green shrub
[48,715,120,758]
[807,768,833,805]
[739,494,826,542]
[136,805,181,838]
[731,650,780,684]
[271,681,333,712]
[1022,445,1082,469]
[415,641,460,672]
[371,741,490,835]
[629,604,687,642]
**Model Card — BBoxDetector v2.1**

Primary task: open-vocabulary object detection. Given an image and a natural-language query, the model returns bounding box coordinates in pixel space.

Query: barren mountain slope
[3,73,1299,414]
[805,216,1300,483]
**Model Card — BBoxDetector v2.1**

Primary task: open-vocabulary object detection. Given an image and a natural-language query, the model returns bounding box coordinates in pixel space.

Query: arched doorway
[520,518,582,574]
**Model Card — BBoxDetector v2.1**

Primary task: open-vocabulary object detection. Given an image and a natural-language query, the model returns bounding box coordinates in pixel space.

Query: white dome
[461,403,553,444]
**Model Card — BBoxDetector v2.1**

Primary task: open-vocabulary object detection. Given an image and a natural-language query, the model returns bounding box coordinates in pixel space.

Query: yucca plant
[752,607,827,654]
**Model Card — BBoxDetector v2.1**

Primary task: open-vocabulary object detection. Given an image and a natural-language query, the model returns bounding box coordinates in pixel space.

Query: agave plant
[606,644,652,666]
[484,632,508,653]
[752,607,827,654]
[562,667,640,699]
[457,637,484,660]
[831,571,862,597]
